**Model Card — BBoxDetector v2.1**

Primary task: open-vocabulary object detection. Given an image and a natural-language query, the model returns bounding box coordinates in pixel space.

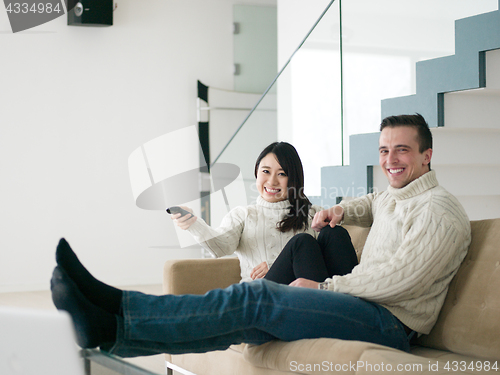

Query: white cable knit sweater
[326,170,471,334]
[187,196,322,283]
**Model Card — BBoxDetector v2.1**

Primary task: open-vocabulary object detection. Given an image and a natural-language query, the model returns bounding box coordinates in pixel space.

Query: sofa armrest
[163,258,241,295]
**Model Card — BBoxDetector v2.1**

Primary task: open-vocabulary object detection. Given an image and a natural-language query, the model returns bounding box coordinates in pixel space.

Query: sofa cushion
[243,339,441,375]
[244,339,497,374]
[243,338,383,374]
[417,218,500,360]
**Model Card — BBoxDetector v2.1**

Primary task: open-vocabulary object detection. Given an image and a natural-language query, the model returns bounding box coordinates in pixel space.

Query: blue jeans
[107,279,411,357]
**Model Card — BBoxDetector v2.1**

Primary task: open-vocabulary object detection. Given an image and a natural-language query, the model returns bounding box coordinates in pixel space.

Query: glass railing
[206,0,498,224]
[206,0,339,226]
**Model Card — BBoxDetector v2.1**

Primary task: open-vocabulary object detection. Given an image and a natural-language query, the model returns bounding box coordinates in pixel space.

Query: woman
[172,141,323,282]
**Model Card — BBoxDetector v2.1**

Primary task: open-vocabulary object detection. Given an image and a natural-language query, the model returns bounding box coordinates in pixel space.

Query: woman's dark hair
[254,142,312,233]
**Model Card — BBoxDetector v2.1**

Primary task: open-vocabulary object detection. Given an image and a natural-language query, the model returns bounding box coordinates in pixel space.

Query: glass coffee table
[81,349,194,375]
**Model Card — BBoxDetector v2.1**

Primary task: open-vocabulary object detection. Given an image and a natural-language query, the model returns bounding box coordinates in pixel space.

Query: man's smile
[388,168,405,175]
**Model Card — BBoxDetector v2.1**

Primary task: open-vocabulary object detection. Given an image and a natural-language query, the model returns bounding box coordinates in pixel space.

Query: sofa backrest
[343,225,371,261]
[418,218,500,360]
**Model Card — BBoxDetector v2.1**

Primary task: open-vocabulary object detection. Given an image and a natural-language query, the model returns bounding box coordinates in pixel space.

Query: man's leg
[56,238,122,314]
[109,280,411,357]
[51,266,118,348]
[51,241,410,357]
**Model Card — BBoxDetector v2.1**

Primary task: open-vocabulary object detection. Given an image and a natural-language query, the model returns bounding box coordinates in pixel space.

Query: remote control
[166,206,193,218]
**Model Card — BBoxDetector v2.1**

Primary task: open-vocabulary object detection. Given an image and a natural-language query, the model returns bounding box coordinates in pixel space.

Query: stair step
[372,165,500,221]
[431,128,500,166]
[455,195,500,221]
[431,165,500,197]
[444,49,500,129]
[444,88,500,129]
[320,13,500,221]
[373,165,500,196]
[486,48,500,89]
[442,49,500,129]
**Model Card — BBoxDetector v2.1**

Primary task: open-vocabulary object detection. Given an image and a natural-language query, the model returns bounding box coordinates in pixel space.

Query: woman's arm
[186,207,247,258]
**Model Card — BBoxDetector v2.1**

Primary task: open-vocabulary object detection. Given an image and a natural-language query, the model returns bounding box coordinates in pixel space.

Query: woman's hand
[171,206,197,230]
[250,262,269,280]
[289,278,319,289]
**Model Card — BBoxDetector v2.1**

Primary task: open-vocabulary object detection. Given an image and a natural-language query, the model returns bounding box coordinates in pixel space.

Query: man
[51,114,471,357]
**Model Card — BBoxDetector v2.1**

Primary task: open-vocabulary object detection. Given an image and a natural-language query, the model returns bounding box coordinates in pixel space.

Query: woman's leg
[265,226,358,285]
[265,233,329,284]
[317,226,359,276]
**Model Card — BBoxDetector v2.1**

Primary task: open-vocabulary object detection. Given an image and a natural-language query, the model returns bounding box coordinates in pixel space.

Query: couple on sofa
[50,114,471,357]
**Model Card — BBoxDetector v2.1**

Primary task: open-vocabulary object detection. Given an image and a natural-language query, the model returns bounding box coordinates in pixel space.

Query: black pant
[265,226,358,284]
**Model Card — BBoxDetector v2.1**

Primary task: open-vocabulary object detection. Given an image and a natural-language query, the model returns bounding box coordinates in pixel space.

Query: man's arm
[311,206,344,232]
[323,212,470,304]
[338,194,376,228]
[311,193,376,232]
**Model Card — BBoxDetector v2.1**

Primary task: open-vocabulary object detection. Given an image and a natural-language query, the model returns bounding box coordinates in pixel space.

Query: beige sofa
[163,219,500,374]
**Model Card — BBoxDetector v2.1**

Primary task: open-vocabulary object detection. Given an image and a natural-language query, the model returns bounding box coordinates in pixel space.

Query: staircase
[314,3,500,221]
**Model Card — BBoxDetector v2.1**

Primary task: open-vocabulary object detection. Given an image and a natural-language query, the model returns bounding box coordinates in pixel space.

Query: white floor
[0,284,168,375]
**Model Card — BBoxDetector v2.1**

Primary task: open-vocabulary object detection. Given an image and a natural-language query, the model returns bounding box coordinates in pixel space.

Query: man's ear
[423,148,433,166]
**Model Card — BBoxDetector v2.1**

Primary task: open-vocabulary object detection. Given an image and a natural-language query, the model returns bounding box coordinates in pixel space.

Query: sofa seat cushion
[166,345,296,375]
[243,339,498,374]
[411,345,498,365]
[243,338,407,374]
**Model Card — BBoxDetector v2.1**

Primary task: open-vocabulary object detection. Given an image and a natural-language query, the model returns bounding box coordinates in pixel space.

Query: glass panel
[280,1,341,197]
[211,0,340,209]
[213,0,498,208]
[82,349,162,375]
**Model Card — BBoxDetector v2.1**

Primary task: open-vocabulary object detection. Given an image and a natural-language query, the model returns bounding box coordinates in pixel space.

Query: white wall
[0,0,272,292]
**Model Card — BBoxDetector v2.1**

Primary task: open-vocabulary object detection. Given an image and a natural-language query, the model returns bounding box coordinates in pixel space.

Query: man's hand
[171,206,197,230]
[311,205,344,232]
[250,262,269,280]
[289,278,320,289]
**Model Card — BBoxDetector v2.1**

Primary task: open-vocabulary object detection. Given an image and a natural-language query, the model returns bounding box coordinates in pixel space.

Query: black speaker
[67,0,113,27]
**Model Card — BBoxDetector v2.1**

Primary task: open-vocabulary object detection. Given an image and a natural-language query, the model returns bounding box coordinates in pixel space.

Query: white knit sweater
[187,196,322,282]
[326,170,471,334]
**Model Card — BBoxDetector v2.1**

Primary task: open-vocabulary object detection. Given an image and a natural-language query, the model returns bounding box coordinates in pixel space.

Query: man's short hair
[380,113,433,153]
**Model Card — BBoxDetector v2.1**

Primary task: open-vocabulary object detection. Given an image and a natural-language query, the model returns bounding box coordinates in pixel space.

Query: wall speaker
[67,0,113,27]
